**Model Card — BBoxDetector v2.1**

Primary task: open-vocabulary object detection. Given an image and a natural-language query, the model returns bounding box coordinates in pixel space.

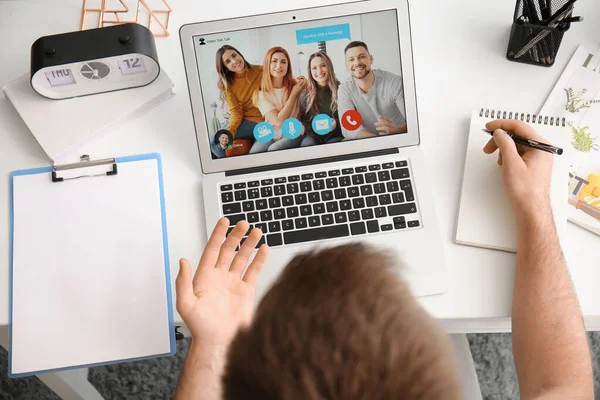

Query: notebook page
[10,157,173,376]
[455,111,570,252]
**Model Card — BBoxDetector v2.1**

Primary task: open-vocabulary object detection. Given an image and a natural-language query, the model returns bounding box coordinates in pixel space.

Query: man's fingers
[214,220,249,269]
[176,258,196,315]
[196,217,229,275]
[492,129,521,167]
[497,152,503,166]
[242,244,269,286]
[483,137,499,154]
[230,228,263,275]
[486,119,547,142]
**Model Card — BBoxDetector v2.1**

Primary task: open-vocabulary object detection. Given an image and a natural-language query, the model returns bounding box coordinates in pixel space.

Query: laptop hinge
[225,148,399,177]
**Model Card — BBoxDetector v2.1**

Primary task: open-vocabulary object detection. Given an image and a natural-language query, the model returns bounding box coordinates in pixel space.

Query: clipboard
[9,153,175,378]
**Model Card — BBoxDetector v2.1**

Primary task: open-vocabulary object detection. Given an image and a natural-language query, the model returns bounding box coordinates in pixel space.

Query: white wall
[359,10,403,77]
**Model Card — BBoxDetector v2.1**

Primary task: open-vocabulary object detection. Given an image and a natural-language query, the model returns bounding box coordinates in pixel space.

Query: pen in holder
[507,0,573,67]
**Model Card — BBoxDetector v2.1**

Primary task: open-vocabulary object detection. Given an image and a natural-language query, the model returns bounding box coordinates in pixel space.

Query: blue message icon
[296,24,351,45]
[253,122,275,143]
[282,118,303,139]
[312,114,334,136]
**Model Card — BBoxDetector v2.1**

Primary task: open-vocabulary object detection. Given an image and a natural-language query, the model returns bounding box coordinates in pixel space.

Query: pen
[557,15,583,23]
[482,129,563,155]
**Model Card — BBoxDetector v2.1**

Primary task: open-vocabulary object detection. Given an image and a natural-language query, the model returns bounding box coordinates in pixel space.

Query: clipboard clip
[52,155,118,182]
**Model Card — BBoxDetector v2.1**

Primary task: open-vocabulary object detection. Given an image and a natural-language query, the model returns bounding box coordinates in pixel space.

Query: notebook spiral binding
[479,108,567,127]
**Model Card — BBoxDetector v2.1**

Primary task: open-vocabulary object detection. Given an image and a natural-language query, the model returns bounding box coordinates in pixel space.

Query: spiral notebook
[455,109,571,253]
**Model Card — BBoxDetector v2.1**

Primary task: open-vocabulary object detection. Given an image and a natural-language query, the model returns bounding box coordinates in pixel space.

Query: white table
[1,0,599,398]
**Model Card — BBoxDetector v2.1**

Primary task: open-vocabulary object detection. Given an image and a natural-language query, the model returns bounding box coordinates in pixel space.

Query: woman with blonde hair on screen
[251,46,307,153]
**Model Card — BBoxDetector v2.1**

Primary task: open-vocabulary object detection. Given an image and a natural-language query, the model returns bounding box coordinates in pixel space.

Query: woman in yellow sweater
[215,45,264,143]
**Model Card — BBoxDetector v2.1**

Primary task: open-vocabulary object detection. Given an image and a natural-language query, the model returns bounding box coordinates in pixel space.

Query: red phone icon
[341,110,362,131]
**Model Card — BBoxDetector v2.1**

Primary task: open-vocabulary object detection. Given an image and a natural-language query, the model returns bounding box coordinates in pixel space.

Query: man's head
[344,41,373,80]
[214,130,232,149]
[222,244,461,399]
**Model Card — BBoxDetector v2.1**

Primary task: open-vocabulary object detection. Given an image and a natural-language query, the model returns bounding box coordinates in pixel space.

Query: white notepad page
[10,156,173,376]
[455,110,570,252]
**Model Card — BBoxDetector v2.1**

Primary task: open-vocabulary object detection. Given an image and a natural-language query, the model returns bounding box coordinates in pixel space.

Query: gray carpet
[2,333,600,399]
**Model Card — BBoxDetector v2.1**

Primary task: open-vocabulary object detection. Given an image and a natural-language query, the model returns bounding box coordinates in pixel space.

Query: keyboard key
[326,178,338,188]
[267,233,283,246]
[243,201,254,212]
[396,160,408,167]
[247,212,259,223]
[300,181,312,192]
[361,209,374,220]
[350,222,367,235]
[393,216,406,224]
[328,170,340,176]
[367,220,379,233]
[391,168,410,180]
[221,184,233,191]
[401,180,415,201]
[352,198,365,209]
[374,207,387,218]
[352,175,364,185]
[255,236,266,248]
[313,180,325,190]
[301,173,314,180]
[373,183,385,194]
[235,191,246,201]
[365,173,377,183]
[269,197,281,208]
[274,185,286,196]
[392,192,405,203]
[381,224,393,231]
[366,196,378,207]
[284,225,349,244]
[235,183,247,190]
[287,207,299,218]
[342,168,354,174]
[322,214,334,225]
[348,210,361,221]
[313,203,326,214]
[315,172,327,178]
[386,181,399,192]
[326,202,339,213]
[255,222,268,233]
[340,200,352,210]
[256,199,268,210]
[261,187,273,197]
[248,188,260,199]
[289,175,300,182]
[275,177,286,184]
[260,210,273,221]
[227,214,246,225]
[248,181,260,187]
[368,164,381,171]
[309,192,321,203]
[227,226,234,236]
[261,179,273,185]
[300,205,312,216]
[282,196,294,207]
[339,176,351,187]
[282,219,294,231]
[334,188,346,199]
[379,194,392,205]
[377,171,391,181]
[295,194,308,204]
[274,208,286,220]
[395,221,407,229]
[295,217,308,229]
[382,162,394,169]
[287,183,299,194]
[223,203,241,215]
[355,166,367,173]
[268,221,281,232]
[221,192,234,203]
[360,185,373,196]
[308,216,321,227]
[347,187,360,197]
[388,203,417,216]
[321,190,333,201]
[408,220,420,228]
[335,212,347,223]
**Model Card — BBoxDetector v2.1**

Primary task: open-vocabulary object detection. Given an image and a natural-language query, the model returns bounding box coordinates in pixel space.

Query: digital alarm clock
[30,23,160,100]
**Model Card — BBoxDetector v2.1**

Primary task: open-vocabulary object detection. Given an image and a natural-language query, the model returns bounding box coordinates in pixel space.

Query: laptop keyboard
[219,160,422,248]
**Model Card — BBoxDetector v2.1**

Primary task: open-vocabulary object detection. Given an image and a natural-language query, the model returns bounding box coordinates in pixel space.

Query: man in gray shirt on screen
[338,40,408,139]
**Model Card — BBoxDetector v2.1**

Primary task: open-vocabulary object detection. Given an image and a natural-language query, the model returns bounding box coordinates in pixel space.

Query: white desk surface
[1,0,599,333]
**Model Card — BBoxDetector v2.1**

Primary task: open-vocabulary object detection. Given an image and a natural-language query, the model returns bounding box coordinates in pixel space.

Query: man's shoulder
[374,69,401,81]
[339,77,355,94]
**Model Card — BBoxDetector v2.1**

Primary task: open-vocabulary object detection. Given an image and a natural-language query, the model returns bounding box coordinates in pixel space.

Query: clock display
[44,69,76,87]
[80,62,111,80]
[118,57,147,75]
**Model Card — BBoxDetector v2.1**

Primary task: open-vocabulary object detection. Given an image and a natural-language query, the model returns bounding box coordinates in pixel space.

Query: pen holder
[506,0,571,67]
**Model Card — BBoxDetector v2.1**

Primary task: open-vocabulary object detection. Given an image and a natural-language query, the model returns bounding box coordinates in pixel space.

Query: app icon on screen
[253,122,275,143]
[341,110,362,131]
[282,118,303,139]
[312,114,333,135]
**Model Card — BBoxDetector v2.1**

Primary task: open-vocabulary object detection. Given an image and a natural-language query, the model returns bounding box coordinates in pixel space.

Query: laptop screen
[192,10,407,159]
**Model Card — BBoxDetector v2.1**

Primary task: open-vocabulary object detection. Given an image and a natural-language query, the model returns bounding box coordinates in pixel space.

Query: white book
[455,109,571,253]
[2,70,174,163]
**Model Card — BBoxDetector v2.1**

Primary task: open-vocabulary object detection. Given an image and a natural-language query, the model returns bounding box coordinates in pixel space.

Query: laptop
[179,0,448,297]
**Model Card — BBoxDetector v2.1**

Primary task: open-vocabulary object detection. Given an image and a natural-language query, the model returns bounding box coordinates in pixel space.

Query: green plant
[564,88,600,113]
[571,125,600,153]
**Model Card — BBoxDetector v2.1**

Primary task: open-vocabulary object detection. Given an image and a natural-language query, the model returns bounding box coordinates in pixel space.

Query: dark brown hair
[344,40,370,54]
[223,243,461,399]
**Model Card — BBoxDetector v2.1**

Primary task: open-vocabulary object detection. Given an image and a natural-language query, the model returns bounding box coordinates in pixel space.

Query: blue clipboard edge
[8,153,176,378]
